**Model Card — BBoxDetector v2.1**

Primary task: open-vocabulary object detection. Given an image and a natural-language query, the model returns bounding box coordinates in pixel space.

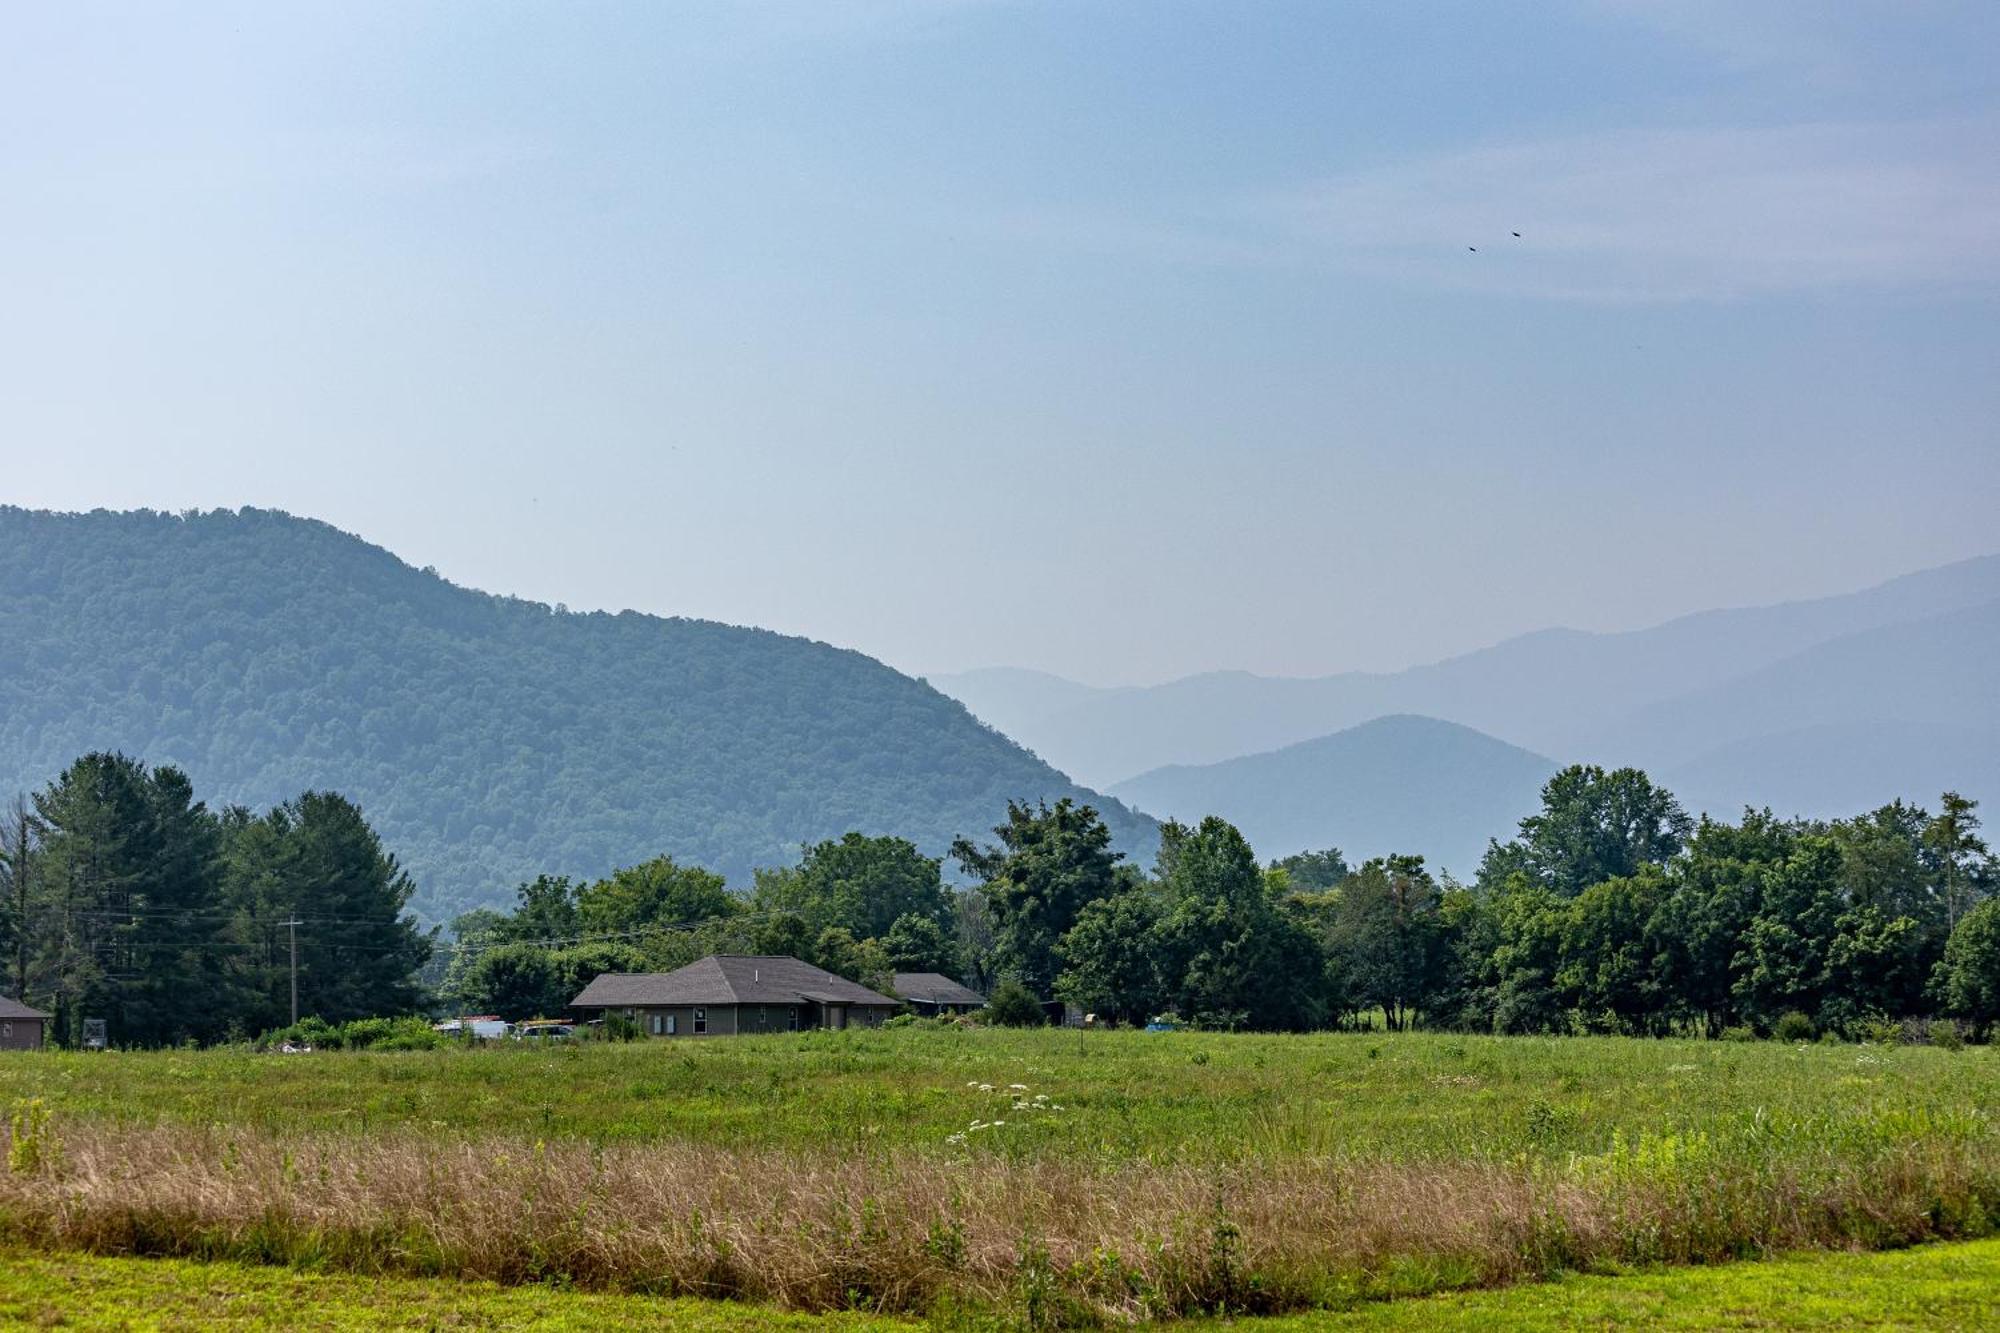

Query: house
[570,955,900,1037]
[0,997,49,1051]
[891,972,987,1016]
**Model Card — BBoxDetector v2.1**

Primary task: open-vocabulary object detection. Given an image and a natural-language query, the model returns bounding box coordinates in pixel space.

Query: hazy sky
[4,3,1996,685]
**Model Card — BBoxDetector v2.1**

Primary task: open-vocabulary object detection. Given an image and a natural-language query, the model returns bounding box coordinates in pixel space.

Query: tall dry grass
[2,1111,1997,1322]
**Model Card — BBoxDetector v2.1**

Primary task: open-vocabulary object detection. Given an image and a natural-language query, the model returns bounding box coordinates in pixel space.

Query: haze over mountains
[1111,716,1559,879]
[937,556,2000,872]
[0,508,1156,921]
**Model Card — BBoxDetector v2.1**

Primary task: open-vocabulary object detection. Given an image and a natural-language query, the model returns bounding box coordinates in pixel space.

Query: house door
[828,1004,846,1030]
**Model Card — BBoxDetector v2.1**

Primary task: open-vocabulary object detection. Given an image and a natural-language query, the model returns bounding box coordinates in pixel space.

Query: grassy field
[3,1241,1997,1330]
[0,1028,1995,1324]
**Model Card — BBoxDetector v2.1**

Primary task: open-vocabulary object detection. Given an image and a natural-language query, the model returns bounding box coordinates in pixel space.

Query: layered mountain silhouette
[1110,716,1559,878]
[938,556,2000,867]
[0,508,1157,921]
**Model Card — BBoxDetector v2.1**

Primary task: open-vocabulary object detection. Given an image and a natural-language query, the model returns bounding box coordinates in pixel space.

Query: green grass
[1,1029,1996,1324]
[0,1027,1993,1166]
[0,1248,916,1330]
[3,1242,1996,1330]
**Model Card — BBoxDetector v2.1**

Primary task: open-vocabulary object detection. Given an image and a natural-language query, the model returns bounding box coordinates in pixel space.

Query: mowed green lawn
[3,1241,1996,1331]
[0,1026,1993,1164]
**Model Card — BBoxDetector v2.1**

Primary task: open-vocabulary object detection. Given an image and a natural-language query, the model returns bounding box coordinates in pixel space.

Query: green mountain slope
[1109,714,1558,879]
[0,507,1156,920]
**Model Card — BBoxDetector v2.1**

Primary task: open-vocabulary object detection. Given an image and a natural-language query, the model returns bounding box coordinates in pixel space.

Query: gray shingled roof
[0,996,49,1021]
[892,972,986,1006]
[571,955,899,1010]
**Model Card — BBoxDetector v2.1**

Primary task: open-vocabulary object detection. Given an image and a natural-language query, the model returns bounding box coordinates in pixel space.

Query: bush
[596,1013,643,1042]
[1931,1019,1966,1052]
[1772,1011,1816,1043]
[1853,1015,1901,1047]
[1719,1025,1757,1043]
[986,979,1046,1028]
[255,1015,445,1052]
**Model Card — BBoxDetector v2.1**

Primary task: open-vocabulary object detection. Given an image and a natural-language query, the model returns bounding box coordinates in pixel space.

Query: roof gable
[892,972,986,1006]
[0,996,50,1021]
[571,955,898,1009]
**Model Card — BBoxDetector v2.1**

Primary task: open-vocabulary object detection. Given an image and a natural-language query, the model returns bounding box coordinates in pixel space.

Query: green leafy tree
[1652,813,1789,1036]
[497,874,581,943]
[1151,817,1323,1030]
[984,977,1045,1026]
[1326,854,1448,1031]
[1937,897,2000,1037]
[1271,847,1350,891]
[792,833,951,942]
[952,798,1122,997]
[809,926,893,994]
[575,855,736,935]
[458,942,567,1021]
[1487,876,1570,1034]
[1056,887,1168,1024]
[882,911,961,975]
[1506,765,1693,896]
[1558,866,1673,1035]
[1734,836,1844,1031]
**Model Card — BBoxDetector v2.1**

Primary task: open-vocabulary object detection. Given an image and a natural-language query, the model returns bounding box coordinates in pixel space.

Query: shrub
[597,1013,643,1042]
[1931,1019,1967,1052]
[986,979,1046,1027]
[1719,1025,1757,1043]
[255,1016,445,1052]
[1772,1011,1816,1043]
[1854,1015,1902,1047]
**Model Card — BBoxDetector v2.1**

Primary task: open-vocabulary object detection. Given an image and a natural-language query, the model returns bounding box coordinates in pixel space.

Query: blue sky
[4,2,1995,683]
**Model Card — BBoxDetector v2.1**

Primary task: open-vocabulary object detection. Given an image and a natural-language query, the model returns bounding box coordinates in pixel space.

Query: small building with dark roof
[891,972,987,1015]
[0,997,50,1051]
[570,955,900,1037]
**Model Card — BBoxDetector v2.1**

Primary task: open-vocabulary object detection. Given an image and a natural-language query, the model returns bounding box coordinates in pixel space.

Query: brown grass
[1,1117,1995,1323]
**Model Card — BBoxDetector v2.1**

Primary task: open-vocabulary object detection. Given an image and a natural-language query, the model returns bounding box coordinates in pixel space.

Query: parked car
[514,1021,575,1041]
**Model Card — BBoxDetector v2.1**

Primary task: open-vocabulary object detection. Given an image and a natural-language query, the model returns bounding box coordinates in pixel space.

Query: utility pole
[282,916,303,1025]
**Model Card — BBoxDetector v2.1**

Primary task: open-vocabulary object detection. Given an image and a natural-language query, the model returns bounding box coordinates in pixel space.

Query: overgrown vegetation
[0,1028,1993,1323]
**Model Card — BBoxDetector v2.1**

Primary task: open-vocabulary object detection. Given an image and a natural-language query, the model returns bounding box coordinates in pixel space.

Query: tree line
[1037,768,1999,1039]
[0,752,431,1046]
[446,765,1999,1042]
[9,748,1998,1045]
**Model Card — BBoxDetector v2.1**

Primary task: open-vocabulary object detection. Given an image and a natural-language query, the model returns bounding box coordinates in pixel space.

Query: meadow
[0,1028,1996,1325]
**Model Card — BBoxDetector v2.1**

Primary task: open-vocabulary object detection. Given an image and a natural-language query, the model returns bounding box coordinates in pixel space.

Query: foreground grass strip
[3,1242,1998,1331]
[1248,1240,2000,1330]
[0,1249,916,1331]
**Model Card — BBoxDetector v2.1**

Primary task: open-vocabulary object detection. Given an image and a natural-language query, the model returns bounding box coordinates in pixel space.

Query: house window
[665,1014,677,1035]
[650,1013,663,1036]
[1,1023,10,1038]
[693,1007,706,1035]
[788,1006,799,1032]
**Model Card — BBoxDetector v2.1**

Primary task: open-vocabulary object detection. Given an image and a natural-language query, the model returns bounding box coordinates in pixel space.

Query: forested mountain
[936,556,2000,793]
[1109,715,1558,878]
[0,507,1156,921]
